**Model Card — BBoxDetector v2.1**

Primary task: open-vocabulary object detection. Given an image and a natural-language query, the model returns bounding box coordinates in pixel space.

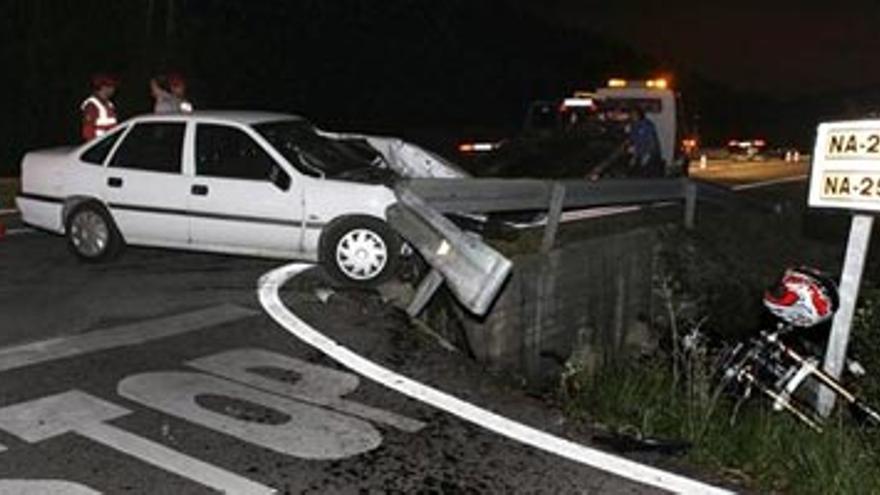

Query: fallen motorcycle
[708,266,880,432]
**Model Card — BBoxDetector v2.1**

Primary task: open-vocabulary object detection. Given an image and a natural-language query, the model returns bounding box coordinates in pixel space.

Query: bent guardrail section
[387,187,513,316]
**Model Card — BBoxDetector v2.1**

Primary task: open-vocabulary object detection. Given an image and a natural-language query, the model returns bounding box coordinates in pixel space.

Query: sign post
[808,121,879,416]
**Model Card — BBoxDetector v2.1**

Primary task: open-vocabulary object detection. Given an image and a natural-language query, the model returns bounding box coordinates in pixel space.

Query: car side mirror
[269,165,291,191]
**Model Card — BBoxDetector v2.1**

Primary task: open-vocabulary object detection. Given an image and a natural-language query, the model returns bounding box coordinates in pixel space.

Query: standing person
[168,73,193,113]
[81,74,118,142]
[150,73,193,114]
[627,108,663,177]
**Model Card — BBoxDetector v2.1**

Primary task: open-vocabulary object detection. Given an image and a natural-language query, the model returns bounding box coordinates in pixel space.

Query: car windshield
[253,120,373,177]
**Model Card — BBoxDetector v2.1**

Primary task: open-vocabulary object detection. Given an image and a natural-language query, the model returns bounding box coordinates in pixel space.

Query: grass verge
[557,183,880,493]
[563,357,880,494]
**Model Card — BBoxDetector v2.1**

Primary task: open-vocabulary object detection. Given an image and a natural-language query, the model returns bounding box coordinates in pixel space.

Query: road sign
[809,120,880,212]
[809,120,878,415]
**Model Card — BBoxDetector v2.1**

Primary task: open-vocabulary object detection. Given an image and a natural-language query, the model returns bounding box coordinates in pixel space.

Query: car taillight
[458,142,497,153]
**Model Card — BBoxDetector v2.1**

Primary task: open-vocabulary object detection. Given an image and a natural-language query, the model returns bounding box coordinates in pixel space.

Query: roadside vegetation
[559,187,880,494]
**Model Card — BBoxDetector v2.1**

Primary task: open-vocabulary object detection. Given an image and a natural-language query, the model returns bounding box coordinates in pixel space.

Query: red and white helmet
[763,267,838,327]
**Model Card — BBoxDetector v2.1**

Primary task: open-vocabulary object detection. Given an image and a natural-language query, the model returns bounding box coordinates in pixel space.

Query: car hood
[318,130,469,179]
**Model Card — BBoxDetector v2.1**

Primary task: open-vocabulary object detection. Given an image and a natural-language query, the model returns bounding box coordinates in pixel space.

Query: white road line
[0,480,102,494]
[258,264,734,495]
[118,370,382,460]
[4,227,35,237]
[732,174,808,191]
[0,305,258,373]
[80,418,275,494]
[0,208,18,216]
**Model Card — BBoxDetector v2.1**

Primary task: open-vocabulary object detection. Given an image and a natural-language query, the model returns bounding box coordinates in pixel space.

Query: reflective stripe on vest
[81,96,117,129]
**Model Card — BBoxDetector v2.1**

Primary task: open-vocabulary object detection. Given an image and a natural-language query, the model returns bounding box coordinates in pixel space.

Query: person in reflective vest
[81,74,118,141]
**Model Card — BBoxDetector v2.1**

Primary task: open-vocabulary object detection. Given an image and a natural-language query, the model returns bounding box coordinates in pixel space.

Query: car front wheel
[320,216,401,286]
[65,202,124,262]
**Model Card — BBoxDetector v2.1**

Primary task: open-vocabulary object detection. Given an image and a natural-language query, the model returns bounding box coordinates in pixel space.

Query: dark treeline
[1,0,651,173]
[0,0,860,174]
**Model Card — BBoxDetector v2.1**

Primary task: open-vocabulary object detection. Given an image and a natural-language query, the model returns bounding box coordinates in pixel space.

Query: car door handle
[191,184,209,196]
[107,177,123,188]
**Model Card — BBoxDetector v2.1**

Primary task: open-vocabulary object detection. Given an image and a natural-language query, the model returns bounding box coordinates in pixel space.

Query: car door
[104,121,190,247]
[188,123,304,257]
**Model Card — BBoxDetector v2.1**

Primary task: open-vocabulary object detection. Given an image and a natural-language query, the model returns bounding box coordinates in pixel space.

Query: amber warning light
[608,78,669,89]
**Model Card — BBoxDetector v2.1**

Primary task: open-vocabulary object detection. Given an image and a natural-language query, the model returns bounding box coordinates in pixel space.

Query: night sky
[532,1,880,96]
[2,1,878,174]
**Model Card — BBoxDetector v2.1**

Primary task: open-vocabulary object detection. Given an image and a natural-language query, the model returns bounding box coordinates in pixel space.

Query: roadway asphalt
[689,158,808,187]
[0,229,680,494]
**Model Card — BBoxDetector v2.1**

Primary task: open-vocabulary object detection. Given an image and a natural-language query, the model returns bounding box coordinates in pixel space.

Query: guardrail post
[406,268,445,318]
[541,182,566,253]
[684,181,697,230]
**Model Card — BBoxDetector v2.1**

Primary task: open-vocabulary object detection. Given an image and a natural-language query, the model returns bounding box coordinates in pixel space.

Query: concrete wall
[454,228,657,387]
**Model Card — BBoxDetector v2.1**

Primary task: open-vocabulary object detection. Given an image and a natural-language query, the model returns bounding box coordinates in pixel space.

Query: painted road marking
[0,304,257,373]
[118,371,382,460]
[0,304,425,492]
[0,347,426,492]
[0,209,17,216]
[0,480,102,494]
[259,263,735,495]
[188,348,425,432]
[5,228,35,237]
[0,390,275,494]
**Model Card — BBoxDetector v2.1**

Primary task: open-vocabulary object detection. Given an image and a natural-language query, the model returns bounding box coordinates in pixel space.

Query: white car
[17,111,466,285]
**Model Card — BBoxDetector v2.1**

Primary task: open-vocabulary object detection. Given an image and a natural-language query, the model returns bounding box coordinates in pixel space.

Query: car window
[109,122,185,173]
[253,120,376,178]
[80,127,125,165]
[195,124,278,181]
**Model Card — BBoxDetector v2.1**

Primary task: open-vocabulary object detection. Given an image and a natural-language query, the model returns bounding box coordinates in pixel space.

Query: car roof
[129,110,306,126]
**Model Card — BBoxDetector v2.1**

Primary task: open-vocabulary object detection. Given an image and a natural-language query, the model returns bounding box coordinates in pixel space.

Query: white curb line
[258,263,734,495]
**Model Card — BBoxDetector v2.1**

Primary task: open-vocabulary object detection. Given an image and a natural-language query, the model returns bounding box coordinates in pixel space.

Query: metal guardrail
[401,177,694,213]
[390,177,776,316]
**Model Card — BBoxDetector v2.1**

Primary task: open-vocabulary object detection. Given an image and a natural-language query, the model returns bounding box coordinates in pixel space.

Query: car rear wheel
[66,202,124,262]
[320,216,401,286]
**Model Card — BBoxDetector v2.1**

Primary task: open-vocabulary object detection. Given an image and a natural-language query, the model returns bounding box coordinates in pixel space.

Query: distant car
[727,139,767,161]
[16,111,466,285]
